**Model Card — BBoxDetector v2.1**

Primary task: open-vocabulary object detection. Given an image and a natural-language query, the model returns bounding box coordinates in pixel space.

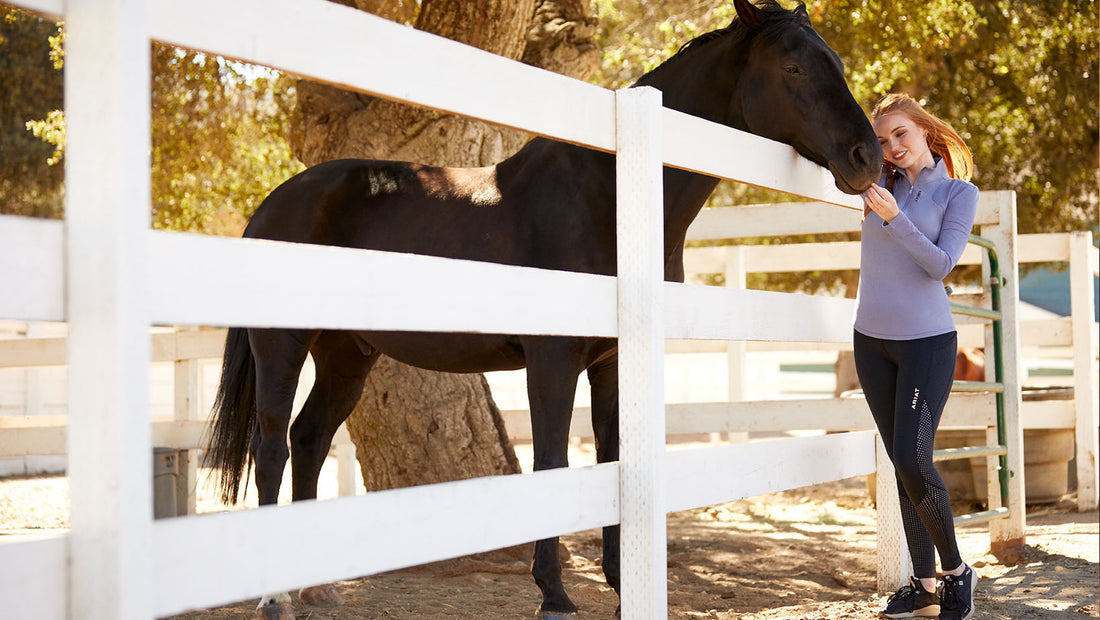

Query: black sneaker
[939,565,977,620]
[881,576,940,618]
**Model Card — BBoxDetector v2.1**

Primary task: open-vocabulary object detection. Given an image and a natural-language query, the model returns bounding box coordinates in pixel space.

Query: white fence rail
[0,1,880,619]
[4,219,1094,599]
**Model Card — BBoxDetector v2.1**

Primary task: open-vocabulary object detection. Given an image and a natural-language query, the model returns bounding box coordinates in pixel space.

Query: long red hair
[873,94,974,184]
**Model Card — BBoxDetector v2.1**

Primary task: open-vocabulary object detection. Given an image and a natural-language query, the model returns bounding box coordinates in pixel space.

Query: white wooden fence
[4,219,1095,596]
[0,0,1070,617]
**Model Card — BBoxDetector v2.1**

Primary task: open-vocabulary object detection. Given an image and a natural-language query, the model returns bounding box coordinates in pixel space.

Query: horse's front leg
[587,354,621,612]
[525,338,586,619]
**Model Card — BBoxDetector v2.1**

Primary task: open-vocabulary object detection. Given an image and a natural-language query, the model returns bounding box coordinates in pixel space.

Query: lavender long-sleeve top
[854,157,979,340]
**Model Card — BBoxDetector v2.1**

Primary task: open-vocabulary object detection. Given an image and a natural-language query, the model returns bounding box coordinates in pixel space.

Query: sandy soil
[2,471,1095,620]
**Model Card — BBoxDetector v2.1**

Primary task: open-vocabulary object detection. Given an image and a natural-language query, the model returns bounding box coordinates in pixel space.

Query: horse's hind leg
[249,328,317,505]
[289,330,378,607]
[289,330,377,502]
[248,328,316,620]
[588,354,621,610]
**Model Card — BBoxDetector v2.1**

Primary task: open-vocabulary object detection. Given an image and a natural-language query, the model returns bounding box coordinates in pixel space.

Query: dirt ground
[1,471,1096,620]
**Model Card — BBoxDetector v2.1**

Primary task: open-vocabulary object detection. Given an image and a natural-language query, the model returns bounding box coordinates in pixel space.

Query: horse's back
[244,159,419,246]
[244,158,532,265]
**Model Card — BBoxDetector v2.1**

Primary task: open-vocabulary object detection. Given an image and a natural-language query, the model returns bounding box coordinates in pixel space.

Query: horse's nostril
[849,144,872,169]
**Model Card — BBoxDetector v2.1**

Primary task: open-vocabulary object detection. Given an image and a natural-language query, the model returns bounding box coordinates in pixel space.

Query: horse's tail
[204,327,256,505]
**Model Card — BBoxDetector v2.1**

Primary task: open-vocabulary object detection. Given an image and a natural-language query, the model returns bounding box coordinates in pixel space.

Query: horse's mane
[635,0,798,87]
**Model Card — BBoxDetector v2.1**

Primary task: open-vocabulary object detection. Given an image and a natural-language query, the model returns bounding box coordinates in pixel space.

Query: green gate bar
[941,234,1011,523]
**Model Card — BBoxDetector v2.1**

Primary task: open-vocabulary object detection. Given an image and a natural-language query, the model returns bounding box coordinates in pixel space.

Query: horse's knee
[288,423,325,459]
[256,437,290,465]
[593,422,619,463]
[253,439,290,504]
[588,360,619,464]
[530,431,571,471]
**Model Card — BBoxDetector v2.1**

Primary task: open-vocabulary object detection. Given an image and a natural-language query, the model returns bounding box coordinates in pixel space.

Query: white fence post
[983,191,1026,550]
[22,322,49,475]
[1069,231,1098,511]
[615,86,667,620]
[173,328,201,515]
[64,0,154,617]
[24,323,43,417]
[875,436,911,593]
[335,443,358,497]
[724,247,749,441]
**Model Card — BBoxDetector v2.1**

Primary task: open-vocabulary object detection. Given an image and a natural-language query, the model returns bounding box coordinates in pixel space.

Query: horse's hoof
[252,601,294,620]
[535,611,577,620]
[299,583,344,606]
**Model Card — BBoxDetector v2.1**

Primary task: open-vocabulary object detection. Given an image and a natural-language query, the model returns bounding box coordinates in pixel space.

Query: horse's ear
[734,0,764,30]
[793,3,811,24]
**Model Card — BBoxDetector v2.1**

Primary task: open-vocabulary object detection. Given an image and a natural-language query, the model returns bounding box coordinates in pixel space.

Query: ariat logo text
[911,388,920,410]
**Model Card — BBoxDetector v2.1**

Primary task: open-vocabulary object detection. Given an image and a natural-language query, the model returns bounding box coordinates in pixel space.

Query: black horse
[206,1,881,618]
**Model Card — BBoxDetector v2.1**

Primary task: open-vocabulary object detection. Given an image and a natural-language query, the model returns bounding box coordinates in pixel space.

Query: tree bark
[289,0,597,491]
[344,357,522,490]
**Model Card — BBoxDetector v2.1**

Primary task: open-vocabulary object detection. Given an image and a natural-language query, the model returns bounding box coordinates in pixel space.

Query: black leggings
[854,329,963,578]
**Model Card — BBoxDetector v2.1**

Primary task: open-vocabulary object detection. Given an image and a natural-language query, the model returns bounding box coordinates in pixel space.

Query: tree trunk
[288,0,597,491]
[344,357,522,490]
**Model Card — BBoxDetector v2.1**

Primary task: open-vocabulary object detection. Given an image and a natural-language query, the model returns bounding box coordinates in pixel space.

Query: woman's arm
[883,182,979,280]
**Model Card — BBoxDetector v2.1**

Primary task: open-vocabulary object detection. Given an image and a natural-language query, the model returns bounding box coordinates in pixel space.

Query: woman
[855,93,979,620]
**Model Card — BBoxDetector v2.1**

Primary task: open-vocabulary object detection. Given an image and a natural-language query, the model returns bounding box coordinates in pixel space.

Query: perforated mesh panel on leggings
[853,330,963,579]
[896,399,963,577]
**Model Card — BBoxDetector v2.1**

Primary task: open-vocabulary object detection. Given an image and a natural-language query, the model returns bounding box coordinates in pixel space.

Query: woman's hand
[862,183,900,223]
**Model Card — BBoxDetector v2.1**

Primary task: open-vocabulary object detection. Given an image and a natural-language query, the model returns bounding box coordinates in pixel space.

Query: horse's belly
[355,331,526,373]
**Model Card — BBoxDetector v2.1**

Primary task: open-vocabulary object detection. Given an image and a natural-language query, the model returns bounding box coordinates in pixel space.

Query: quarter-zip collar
[893,156,949,197]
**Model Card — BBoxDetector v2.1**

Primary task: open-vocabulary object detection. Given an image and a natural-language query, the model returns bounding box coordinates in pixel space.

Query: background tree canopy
[1,7,62,218]
[1,0,1096,241]
[2,5,303,234]
[149,47,302,232]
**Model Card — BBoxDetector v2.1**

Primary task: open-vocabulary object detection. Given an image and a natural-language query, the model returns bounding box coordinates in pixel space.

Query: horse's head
[730,0,881,194]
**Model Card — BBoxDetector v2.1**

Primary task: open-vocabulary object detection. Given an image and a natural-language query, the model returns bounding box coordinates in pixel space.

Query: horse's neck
[635,38,744,130]
[636,37,743,262]
[662,170,721,266]
[497,36,743,270]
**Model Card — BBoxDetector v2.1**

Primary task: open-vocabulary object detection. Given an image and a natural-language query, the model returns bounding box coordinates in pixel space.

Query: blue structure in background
[1018,263,1100,321]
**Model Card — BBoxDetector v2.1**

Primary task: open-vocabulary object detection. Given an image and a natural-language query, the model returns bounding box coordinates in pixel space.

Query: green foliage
[592,0,723,89]
[812,0,1098,235]
[150,46,302,233]
[24,108,63,165]
[3,0,1095,246]
[1,6,64,218]
[592,0,1098,294]
[1,4,302,234]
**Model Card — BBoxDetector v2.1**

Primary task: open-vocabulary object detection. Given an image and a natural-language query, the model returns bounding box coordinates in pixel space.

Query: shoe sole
[881,605,940,619]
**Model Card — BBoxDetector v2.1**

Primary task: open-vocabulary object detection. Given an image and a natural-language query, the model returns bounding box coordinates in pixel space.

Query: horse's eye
[784,64,803,75]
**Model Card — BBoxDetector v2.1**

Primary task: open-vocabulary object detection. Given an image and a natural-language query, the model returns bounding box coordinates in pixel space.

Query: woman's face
[874,112,930,171]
